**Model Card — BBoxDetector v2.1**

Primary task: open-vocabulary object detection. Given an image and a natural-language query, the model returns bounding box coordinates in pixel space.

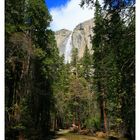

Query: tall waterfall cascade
[64,33,73,63]
[55,19,94,63]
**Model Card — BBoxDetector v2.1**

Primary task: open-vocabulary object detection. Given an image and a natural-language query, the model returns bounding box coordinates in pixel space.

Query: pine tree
[92,0,108,132]
[25,0,60,135]
[5,0,61,139]
[81,45,92,81]
[5,0,32,139]
[71,48,79,78]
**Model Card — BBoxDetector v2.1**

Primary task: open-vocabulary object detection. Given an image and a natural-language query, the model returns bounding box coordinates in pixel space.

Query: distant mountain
[55,19,94,63]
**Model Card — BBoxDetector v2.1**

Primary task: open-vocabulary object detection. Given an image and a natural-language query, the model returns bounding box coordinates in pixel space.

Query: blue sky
[45,0,69,9]
[45,0,95,31]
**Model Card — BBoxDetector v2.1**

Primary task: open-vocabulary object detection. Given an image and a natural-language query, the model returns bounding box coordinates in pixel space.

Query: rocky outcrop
[55,29,72,56]
[95,131,107,138]
[55,18,94,62]
[72,19,94,58]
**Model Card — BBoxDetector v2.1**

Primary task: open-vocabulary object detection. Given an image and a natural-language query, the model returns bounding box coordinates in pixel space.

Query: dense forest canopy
[5,0,135,140]
[80,0,135,8]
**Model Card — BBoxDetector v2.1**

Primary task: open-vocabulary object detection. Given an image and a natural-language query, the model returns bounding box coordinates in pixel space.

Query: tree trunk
[18,131,24,140]
[103,100,107,132]
[100,93,107,132]
[73,112,76,125]
[78,115,81,130]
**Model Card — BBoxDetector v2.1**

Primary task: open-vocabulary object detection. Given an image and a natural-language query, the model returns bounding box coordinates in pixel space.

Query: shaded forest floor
[53,130,105,140]
[51,129,129,140]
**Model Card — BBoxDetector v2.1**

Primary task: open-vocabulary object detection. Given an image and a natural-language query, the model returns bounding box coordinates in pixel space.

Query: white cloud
[50,0,95,31]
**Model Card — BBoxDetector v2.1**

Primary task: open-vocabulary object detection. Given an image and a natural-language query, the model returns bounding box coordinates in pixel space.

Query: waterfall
[64,33,73,63]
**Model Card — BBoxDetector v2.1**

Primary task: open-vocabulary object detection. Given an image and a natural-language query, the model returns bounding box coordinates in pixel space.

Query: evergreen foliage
[5,0,135,139]
[89,0,135,138]
[5,0,61,139]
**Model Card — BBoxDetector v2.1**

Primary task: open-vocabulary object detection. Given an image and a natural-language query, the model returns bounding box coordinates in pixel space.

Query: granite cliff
[55,18,94,63]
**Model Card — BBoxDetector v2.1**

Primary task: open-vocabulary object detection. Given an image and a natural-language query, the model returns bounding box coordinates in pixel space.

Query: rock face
[55,29,72,56]
[55,19,94,63]
[72,19,94,58]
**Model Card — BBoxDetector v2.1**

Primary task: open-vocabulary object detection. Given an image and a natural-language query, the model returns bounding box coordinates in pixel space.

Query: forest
[5,0,135,140]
